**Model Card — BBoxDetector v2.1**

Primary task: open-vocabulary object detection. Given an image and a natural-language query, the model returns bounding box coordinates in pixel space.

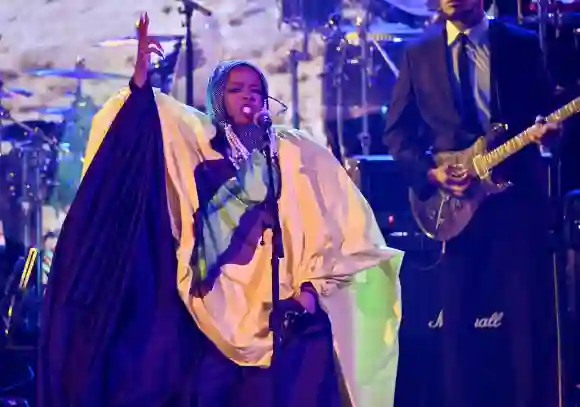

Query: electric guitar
[410,96,580,242]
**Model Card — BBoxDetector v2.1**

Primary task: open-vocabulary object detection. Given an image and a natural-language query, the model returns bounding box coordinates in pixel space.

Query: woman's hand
[133,12,164,88]
[294,290,317,314]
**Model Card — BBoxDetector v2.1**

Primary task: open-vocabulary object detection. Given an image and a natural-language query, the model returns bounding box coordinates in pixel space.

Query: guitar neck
[481,97,580,171]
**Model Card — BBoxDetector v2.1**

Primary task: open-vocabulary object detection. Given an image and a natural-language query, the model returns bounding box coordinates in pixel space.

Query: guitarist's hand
[529,115,561,147]
[428,164,471,198]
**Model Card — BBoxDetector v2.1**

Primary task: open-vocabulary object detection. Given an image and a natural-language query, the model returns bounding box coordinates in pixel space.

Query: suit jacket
[383,19,555,201]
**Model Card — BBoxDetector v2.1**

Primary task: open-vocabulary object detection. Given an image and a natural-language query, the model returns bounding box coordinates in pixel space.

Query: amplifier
[345,155,440,253]
[345,152,556,251]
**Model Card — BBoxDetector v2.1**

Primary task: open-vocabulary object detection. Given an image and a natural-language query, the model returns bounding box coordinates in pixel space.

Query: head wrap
[205,60,269,127]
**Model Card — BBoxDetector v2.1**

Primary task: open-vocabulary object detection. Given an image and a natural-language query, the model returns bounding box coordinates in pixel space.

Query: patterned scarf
[190,61,281,295]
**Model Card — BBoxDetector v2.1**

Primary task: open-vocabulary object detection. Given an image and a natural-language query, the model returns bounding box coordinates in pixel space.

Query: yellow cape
[83,88,403,407]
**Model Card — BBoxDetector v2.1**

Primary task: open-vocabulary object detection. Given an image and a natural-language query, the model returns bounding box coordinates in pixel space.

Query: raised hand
[133,12,164,88]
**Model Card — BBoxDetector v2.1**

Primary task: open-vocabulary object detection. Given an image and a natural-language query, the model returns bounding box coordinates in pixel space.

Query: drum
[322,21,423,120]
[279,0,342,30]
[0,121,62,245]
[0,121,62,204]
[322,21,422,156]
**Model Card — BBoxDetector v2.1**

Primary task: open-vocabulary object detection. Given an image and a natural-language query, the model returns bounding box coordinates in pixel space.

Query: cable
[0,363,34,394]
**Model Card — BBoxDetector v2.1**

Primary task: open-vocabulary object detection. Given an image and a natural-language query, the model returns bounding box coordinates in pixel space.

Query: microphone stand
[261,127,284,407]
[536,0,550,65]
[177,0,213,107]
[288,30,310,129]
[357,1,372,156]
[535,2,565,402]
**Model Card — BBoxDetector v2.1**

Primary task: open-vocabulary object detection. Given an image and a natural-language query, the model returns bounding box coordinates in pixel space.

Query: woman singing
[38,13,403,407]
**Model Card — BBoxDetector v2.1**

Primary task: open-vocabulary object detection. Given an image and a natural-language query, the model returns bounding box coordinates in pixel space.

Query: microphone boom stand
[177,0,213,107]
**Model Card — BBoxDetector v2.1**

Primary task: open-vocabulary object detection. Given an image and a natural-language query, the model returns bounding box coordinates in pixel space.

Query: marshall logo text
[427,310,504,329]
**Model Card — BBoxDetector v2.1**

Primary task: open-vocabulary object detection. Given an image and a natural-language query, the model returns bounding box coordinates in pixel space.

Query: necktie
[457,33,483,135]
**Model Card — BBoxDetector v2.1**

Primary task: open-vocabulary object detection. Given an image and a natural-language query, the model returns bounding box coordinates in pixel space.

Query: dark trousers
[193,308,342,407]
[441,189,559,407]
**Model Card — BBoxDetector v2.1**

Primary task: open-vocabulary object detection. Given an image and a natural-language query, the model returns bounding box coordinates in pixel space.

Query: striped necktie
[457,33,483,136]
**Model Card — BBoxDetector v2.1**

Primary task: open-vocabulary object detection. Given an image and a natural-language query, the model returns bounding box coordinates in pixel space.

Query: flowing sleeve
[82,81,154,177]
[38,83,198,407]
[290,130,402,295]
[286,130,403,407]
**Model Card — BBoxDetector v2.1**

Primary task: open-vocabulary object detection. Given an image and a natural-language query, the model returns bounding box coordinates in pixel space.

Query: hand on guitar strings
[428,163,471,198]
[528,115,562,147]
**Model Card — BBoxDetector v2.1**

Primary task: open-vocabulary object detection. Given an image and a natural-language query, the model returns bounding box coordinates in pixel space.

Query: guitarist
[383,0,561,406]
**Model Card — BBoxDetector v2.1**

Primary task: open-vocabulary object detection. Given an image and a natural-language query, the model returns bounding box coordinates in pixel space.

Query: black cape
[38,85,198,407]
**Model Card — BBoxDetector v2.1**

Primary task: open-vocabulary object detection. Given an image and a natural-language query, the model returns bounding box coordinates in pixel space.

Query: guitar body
[410,133,511,241]
[408,97,580,241]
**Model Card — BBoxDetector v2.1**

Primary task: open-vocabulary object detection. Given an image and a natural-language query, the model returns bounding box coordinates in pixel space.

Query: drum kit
[279,0,430,161]
[0,0,430,267]
[0,61,130,344]
[281,0,580,159]
[0,1,216,349]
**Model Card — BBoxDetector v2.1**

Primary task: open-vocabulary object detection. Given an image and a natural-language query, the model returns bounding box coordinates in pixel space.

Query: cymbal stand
[1,109,52,300]
[325,17,348,164]
[20,138,47,301]
[0,80,8,142]
[357,4,372,155]
[289,29,310,129]
[536,0,551,61]
[73,57,86,102]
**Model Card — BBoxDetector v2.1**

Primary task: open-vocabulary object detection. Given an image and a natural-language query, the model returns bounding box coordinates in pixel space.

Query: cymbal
[343,22,423,45]
[20,106,71,115]
[0,87,34,99]
[95,34,184,47]
[26,67,130,80]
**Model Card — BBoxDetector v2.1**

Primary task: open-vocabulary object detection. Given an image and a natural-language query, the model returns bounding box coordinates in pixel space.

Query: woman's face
[223,66,265,125]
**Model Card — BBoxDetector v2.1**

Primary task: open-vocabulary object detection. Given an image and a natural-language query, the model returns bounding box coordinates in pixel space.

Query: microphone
[253,110,273,131]
[241,106,273,131]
